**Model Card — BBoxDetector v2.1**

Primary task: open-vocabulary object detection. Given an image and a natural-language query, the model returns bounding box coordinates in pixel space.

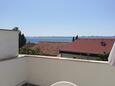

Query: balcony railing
[0,55,115,86]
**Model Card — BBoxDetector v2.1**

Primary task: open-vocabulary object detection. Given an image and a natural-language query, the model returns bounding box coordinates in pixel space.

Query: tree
[75,35,78,40]
[12,27,26,48]
[12,27,19,31]
[99,53,109,61]
[19,48,40,55]
[72,37,75,42]
[72,35,79,42]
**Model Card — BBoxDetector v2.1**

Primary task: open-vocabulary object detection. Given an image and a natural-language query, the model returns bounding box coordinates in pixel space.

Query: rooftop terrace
[0,29,115,86]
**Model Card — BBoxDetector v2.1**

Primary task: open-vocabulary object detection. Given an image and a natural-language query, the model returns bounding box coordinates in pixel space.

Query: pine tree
[12,27,26,48]
[75,35,78,40]
[72,37,75,42]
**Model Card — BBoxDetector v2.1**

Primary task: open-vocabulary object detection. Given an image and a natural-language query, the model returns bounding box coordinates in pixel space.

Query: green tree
[19,48,40,55]
[99,53,109,61]
[72,35,78,42]
[12,27,26,48]
[72,37,75,42]
[75,35,78,40]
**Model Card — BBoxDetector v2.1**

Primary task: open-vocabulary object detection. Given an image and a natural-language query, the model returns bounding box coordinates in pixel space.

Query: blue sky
[0,0,115,36]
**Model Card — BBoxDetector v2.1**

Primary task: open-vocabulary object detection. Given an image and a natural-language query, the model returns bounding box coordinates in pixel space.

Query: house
[60,38,115,60]
[31,42,69,56]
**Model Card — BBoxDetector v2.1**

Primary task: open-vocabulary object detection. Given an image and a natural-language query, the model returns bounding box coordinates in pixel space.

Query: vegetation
[70,51,109,61]
[19,48,40,55]
[12,27,26,48]
[98,53,109,61]
[75,35,78,40]
[19,42,40,55]
[72,37,75,42]
[72,35,78,42]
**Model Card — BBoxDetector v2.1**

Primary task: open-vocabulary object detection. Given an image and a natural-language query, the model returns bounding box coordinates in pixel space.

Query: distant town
[19,35,115,61]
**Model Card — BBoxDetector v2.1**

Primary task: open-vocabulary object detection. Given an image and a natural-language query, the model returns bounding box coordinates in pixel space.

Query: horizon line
[26,35,115,37]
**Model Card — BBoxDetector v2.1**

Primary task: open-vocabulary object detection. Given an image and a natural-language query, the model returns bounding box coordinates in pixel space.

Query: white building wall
[0,30,18,59]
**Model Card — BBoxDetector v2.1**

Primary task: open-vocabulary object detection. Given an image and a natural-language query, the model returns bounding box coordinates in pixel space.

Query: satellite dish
[51,81,77,86]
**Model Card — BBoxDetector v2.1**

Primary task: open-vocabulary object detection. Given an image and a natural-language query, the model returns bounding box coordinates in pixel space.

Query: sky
[0,0,115,36]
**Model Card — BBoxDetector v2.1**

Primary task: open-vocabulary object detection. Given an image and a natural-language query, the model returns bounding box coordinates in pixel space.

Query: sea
[26,36,115,43]
[26,37,73,43]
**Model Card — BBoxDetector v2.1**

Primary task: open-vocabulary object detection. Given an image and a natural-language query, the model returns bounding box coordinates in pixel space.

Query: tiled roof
[32,42,69,56]
[22,43,35,49]
[60,38,115,55]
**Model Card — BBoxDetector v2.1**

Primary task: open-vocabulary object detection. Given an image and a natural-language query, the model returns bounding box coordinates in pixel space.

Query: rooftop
[31,42,69,56]
[60,38,115,55]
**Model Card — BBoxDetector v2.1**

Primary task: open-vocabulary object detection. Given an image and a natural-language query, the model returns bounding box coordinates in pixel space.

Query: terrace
[0,29,115,86]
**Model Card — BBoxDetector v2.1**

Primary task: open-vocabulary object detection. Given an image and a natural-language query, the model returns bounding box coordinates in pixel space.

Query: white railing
[0,55,115,86]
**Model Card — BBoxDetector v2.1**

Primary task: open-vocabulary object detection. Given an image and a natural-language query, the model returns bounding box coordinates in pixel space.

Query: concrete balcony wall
[0,58,27,86]
[26,55,115,86]
[0,55,115,86]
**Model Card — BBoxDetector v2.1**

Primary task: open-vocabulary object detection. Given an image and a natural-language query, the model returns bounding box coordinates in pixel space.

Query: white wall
[0,55,115,86]
[0,30,18,59]
[0,58,27,86]
[26,56,115,86]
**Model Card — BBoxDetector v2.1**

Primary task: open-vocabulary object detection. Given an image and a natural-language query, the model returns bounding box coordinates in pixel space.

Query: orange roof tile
[60,38,115,55]
[32,42,70,56]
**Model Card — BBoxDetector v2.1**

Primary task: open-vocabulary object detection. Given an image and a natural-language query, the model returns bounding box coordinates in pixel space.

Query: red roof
[60,38,115,55]
[32,42,69,56]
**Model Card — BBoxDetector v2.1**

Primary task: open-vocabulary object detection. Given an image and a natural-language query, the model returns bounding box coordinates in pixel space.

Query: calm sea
[26,36,115,43]
[26,37,73,43]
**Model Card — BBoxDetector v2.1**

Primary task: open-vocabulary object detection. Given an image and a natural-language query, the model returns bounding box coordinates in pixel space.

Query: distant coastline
[26,36,115,43]
[26,36,73,43]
